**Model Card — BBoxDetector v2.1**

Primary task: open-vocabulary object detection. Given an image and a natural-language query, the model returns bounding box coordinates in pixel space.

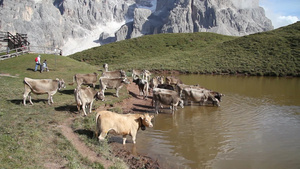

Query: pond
[128,75,300,169]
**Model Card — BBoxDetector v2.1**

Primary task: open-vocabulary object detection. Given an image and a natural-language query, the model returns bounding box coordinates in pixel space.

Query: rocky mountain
[0,0,273,55]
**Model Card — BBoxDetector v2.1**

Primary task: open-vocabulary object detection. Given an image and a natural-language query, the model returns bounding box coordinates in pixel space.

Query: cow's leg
[98,132,107,141]
[116,88,120,97]
[131,134,136,144]
[82,102,87,116]
[28,94,34,105]
[89,101,93,114]
[47,94,53,105]
[23,91,29,105]
[155,100,159,114]
[101,88,105,101]
[122,135,127,145]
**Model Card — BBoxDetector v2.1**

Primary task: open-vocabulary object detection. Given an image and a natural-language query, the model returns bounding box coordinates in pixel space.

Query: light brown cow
[101,70,126,78]
[74,86,103,116]
[152,88,184,114]
[132,69,151,81]
[176,83,202,97]
[182,88,220,106]
[95,110,154,144]
[99,77,130,99]
[103,63,108,72]
[165,76,182,85]
[23,77,66,105]
[73,72,98,88]
[149,76,164,89]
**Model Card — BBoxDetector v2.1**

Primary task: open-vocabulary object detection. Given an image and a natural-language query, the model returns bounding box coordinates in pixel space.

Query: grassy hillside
[70,22,300,76]
[0,54,128,168]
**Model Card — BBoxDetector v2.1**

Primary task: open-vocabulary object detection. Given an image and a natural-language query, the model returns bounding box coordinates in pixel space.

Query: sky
[259,0,300,28]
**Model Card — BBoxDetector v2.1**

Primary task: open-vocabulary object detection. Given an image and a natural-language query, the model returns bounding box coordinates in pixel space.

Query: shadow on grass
[9,99,48,105]
[59,89,74,95]
[26,68,35,72]
[55,105,78,113]
[75,129,94,139]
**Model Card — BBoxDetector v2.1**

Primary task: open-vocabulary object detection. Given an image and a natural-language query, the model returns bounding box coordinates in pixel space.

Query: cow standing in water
[23,77,66,105]
[95,110,154,145]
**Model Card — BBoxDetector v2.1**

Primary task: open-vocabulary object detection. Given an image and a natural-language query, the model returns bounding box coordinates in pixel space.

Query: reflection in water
[130,75,300,169]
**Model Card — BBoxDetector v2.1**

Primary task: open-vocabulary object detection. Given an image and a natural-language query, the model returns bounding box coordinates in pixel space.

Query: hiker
[34,55,41,72]
[41,59,49,72]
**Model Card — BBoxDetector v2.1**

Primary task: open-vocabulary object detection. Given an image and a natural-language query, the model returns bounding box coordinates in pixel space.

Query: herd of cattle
[22,65,223,144]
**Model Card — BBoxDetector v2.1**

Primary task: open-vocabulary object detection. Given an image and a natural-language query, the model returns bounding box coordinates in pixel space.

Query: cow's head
[122,78,131,84]
[214,92,224,102]
[95,91,104,101]
[179,99,184,108]
[140,113,154,130]
[57,79,66,90]
[120,70,126,78]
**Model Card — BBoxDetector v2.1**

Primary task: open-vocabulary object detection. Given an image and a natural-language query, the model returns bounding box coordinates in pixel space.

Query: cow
[95,110,154,145]
[74,86,103,116]
[152,89,184,114]
[176,83,202,97]
[103,63,108,72]
[132,69,151,81]
[133,77,149,99]
[99,77,130,100]
[101,70,126,78]
[73,72,98,88]
[165,76,183,85]
[149,76,164,89]
[23,77,66,105]
[182,88,220,106]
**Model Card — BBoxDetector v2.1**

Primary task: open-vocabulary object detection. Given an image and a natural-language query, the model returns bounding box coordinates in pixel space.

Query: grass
[69,21,300,76]
[0,54,129,168]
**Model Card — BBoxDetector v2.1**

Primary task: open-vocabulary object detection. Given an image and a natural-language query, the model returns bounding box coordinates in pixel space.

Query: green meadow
[70,22,300,76]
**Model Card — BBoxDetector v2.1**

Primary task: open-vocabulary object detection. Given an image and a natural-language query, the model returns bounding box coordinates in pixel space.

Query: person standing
[34,55,41,72]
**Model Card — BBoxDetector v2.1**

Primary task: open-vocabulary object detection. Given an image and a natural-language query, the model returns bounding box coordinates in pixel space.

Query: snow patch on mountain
[62,20,125,56]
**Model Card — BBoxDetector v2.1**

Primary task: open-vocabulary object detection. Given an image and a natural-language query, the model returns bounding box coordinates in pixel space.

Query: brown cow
[101,70,126,78]
[165,76,182,85]
[23,77,66,105]
[149,76,164,89]
[152,88,184,114]
[182,88,221,106]
[176,83,202,97]
[132,69,151,81]
[103,63,108,72]
[95,110,154,144]
[74,86,103,116]
[99,77,130,99]
[73,72,98,88]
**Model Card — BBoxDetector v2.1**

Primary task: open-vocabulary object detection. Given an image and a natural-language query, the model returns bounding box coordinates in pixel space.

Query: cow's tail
[23,78,35,92]
[69,75,75,85]
[95,112,101,138]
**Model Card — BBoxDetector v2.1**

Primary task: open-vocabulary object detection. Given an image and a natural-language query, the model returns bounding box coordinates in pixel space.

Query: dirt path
[59,118,113,168]
[59,81,159,168]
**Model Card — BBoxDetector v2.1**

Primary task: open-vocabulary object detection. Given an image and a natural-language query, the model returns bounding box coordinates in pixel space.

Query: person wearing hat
[34,55,41,72]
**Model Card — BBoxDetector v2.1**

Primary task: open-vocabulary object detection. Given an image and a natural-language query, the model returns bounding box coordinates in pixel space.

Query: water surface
[131,75,300,169]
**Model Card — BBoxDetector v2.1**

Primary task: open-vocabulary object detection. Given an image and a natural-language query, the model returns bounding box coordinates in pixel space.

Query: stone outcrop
[0,0,273,55]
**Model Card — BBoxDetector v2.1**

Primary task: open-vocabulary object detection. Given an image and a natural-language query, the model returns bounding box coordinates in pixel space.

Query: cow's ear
[150,115,154,119]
